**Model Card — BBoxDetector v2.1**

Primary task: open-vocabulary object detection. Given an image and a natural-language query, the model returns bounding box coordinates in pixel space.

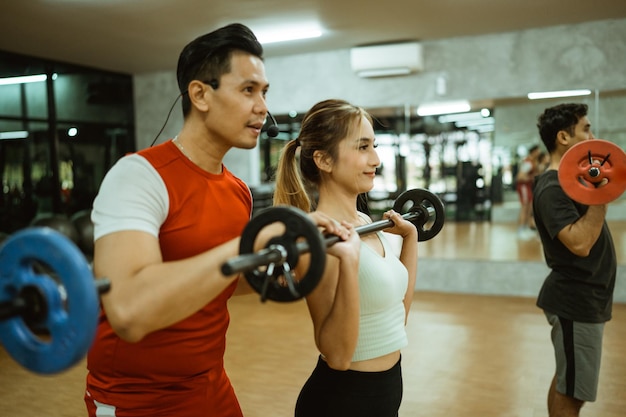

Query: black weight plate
[239,206,326,302]
[393,189,445,241]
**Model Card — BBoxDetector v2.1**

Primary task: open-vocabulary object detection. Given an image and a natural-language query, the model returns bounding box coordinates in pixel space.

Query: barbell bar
[225,205,435,277]
[222,188,445,302]
[322,206,435,247]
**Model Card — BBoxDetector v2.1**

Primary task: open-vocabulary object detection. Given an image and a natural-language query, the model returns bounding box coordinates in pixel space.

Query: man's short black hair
[537,103,588,153]
[176,23,264,116]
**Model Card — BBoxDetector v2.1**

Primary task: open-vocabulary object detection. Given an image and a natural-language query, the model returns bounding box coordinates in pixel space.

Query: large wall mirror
[0,50,135,235]
[260,90,626,222]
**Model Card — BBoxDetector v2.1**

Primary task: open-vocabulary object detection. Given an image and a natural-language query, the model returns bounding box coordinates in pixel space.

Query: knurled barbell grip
[323,206,432,247]
[221,244,288,276]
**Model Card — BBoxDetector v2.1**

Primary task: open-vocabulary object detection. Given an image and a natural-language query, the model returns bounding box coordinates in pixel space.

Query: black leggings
[295,355,403,417]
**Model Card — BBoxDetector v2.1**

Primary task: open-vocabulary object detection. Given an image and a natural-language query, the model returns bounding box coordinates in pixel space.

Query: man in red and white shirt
[84,23,350,417]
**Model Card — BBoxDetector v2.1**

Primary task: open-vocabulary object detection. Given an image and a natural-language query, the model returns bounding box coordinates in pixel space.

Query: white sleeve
[91,154,168,240]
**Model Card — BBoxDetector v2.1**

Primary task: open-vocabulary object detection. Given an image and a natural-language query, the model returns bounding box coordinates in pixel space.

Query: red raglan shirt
[85,140,252,415]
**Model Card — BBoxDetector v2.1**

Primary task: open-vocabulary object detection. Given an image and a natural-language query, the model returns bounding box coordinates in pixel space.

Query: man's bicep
[94,230,162,283]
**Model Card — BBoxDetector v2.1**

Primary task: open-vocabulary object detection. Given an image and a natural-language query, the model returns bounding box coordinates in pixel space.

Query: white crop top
[351,231,409,362]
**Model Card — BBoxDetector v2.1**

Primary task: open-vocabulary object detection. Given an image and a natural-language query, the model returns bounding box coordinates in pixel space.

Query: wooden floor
[418,220,626,265]
[225,292,626,417]
[1,221,625,417]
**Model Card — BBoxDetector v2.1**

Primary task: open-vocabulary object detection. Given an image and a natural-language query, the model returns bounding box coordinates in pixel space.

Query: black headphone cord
[149,92,184,147]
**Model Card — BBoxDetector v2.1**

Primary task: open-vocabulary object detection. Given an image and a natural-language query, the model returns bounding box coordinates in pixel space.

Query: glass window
[0,50,135,233]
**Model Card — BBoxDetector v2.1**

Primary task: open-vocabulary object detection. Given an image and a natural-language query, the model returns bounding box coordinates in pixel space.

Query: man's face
[566,115,594,148]
[205,52,270,150]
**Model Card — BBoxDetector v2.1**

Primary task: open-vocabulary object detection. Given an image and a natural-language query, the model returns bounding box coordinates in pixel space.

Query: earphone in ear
[206,79,219,89]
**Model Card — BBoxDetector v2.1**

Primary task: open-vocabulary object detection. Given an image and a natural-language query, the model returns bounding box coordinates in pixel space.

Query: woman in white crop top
[273,99,418,417]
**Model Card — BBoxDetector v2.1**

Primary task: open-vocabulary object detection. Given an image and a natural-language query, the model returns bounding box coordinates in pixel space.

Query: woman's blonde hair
[273,99,372,212]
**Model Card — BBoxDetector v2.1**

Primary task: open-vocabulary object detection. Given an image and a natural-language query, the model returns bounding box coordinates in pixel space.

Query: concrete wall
[262,19,626,114]
[416,258,626,303]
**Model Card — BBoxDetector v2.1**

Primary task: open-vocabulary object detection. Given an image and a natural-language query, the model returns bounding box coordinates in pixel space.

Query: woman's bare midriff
[347,350,401,372]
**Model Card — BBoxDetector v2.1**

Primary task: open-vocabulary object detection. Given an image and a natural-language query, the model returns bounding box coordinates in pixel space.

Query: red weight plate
[558,139,626,205]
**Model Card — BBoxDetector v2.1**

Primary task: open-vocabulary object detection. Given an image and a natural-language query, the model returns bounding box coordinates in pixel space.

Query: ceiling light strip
[0,74,48,86]
[527,89,592,100]
[438,111,485,123]
[0,130,29,140]
[454,117,495,127]
[417,101,471,117]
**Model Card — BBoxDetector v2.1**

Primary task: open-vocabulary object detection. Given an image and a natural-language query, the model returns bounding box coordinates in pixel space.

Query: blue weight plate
[0,227,98,374]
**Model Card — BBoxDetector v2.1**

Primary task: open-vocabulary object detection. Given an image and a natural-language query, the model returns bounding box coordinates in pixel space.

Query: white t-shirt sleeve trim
[92,154,168,240]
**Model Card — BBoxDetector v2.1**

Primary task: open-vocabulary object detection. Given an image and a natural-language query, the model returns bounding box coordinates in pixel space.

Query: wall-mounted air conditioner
[350,42,423,78]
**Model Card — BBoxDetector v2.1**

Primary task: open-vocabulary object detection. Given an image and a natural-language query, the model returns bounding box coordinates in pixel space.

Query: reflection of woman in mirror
[516,144,540,239]
[537,151,550,174]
